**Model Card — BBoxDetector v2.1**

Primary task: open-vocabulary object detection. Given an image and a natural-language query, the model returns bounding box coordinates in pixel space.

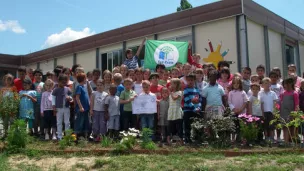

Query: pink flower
[238,114,246,118]
[301,116,304,120]
[261,121,264,123]
[276,104,280,110]
[245,115,252,119]
[247,118,253,123]
[253,117,260,121]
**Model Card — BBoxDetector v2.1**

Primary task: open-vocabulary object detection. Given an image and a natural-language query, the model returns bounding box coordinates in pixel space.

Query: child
[259,77,278,143]
[242,67,251,93]
[256,64,266,84]
[112,67,120,76]
[166,67,180,89]
[74,73,91,139]
[143,69,151,81]
[90,69,101,91]
[228,77,249,142]
[119,78,137,131]
[195,68,207,96]
[14,66,27,92]
[299,80,304,142]
[180,63,192,85]
[149,73,163,100]
[46,71,54,81]
[158,87,169,144]
[272,67,283,84]
[41,79,56,140]
[184,74,202,143]
[33,69,45,137]
[247,74,261,98]
[218,67,231,95]
[139,80,156,129]
[103,70,112,93]
[27,68,35,83]
[86,71,93,82]
[280,78,299,145]
[248,83,264,144]
[188,42,202,68]
[123,38,145,69]
[90,79,108,142]
[19,78,37,135]
[167,78,183,145]
[287,64,302,88]
[120,64,128,80]
[62,67,74,89]
[202,70,226,120]
[127,69,136,82]
[113,73,124,97]
[52,75,73,140]
[159,70,169,87]
[134,68,143,95]
[105,85,120,139]
[217,61,233,81]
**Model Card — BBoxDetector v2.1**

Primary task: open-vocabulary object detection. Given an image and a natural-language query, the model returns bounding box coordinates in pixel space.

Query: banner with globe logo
[144,40,188,69]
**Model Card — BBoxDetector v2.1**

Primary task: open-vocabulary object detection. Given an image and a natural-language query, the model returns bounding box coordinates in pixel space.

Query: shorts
[205,105,224,120]
[108,115,120,131]
[264,112,275,131]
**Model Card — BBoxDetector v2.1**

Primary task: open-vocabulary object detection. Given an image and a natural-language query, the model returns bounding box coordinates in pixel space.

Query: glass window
[285,44,295,66]
[107,52,113,72]
[176,34,192,42]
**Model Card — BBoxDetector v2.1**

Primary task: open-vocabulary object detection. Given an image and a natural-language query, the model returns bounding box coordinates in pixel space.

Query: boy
[288,64,302,88]
[184,74,202,143]
[119,78,137,131]
[52,75,73,140]
[202,70,226,120]
[90,69,101,91]
[123,38,146,69]
[242,67,251,93]
[113,73,124,97]
[217,61,233,81]
[180,63,192,85]
[86,71,93,82]
[248,83,263,144]
[139,80,157,129]
[256,64,266,84]
[27,68,35,83]
[149,73,163,100]
[105,85,120,139]
[74,73,90,139]
[269,71,283,98]
[33,69,45,137]
[259,77,278,143]
[188,42,202,68]
[14,66,27,92]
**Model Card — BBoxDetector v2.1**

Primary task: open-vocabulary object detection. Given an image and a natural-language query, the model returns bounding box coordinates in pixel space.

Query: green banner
[144,40,188,69]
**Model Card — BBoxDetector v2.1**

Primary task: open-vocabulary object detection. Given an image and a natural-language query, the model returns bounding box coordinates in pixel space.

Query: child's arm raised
[76,94,84,112]
[135,38,146,57]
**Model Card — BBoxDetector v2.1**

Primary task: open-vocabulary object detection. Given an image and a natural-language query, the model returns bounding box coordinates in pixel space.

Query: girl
[158,87,169,146]
[62,67,73,89]
[159,70,170,87]
[143,69,151,81]
[19,78,37,135]
[228,77,249,142]
[272,67,283,85]
[41,79,56,140]
[218,67,231,95]
[90,69,101,91]
[120,64,128,80]
[280,78,299,145]
[103,70,112,93]
[123,38,146,69]
[127,69,136,82]
[167,78,183,145]
[90,79,108,142]
[134,68,143,95]
[112,67,120,76]
[195,68,207,97]
[180,63,192,85]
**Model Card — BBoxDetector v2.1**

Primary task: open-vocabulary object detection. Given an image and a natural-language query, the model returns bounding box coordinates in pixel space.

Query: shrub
[58,129,76,149]
[6,119,28,153]
[112,128,139,154]
[238,114,260,144]
[140,128,156,150]
[101,136,113,148]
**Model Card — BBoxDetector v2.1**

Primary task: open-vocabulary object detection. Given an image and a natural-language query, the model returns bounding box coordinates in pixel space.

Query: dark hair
[55,65,64,70]
[33,69,43,76]
[283,78,295,90]
[186,74,196,80]
[250,83,260,89]
[92,68,101,75]
[46,71,54,77]
[149,73,159,80]
[231,77,243,90]
[71,64,81,73]
[134,67,143,73]
[218,61,230,69]
[126,69,134,77]
[23,77,32,85]
[207,63,216,70]
[58,74,68,82]
[86,71,92,77]
[208,69,218,79]
[125,49,132,57]
[53,67,62,77]
[17,66,26,73]
[62,67,71,74]
[242,67,252,74]
[220,67,231,79]
[272,67,282,78]
[288,64,296,69]
[76,73,86,83]
[269,71,278,78]
[156,64,165,71]
[256,64,265,71]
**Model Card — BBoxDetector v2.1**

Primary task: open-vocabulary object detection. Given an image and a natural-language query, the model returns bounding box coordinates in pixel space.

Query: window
[100,50,122,73]
[161,34,192,42]
[285,44,296,66]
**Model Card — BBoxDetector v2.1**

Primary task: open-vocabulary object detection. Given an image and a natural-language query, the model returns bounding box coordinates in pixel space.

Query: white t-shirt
[249,95,262,116]
[247,87,264,98]
[105,95,120,116]
[92,91,108,111]
[270,83,284,98]
[134,83,143,95]
[259,90,278,112]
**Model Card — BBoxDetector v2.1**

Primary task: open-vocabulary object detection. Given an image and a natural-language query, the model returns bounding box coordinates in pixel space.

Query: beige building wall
[195,17,238,73]
[268,29,283,72]
[26,63,37,70]
[100,43,122,53]
[300,43,304,75]
[57,55,73,68]
[77,49,95,72]
[40,59,54,74]
[247,20,265,69]
[158,27,191,40]
[126,35,154,48]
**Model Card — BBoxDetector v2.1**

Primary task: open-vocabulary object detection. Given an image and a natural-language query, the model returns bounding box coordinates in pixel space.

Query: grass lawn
[1,152,304,171]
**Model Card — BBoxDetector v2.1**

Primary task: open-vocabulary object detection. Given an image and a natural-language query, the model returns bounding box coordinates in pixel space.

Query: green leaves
[177,0,193,11]
[6,119,28,153]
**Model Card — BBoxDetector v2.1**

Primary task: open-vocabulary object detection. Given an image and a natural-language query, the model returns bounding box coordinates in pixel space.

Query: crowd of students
[1,43,304,146]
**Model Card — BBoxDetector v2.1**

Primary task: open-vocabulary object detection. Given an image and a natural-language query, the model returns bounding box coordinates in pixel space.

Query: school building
[1,0,304,80]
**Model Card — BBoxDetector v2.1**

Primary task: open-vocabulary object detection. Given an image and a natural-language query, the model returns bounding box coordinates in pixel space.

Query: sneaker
[45,133,50,140]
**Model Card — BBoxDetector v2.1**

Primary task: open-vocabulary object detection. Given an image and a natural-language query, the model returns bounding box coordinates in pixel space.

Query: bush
[112,128,139,154]
[140,128,156,150]
[101,136,112,148]
[6,119,28,153]
[58,129,76,149]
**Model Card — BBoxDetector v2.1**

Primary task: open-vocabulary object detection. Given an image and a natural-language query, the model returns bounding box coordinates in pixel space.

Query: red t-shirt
[150,84,163,100]
[14,78,23,92]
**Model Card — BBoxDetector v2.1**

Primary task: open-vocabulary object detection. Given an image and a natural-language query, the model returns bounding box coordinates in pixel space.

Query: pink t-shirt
[228,90,249,114]
[295,77,302,88]
[218,79,231,95]
[279,90,299,111]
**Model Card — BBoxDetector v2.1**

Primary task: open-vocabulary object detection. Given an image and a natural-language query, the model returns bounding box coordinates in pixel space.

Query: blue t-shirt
[19,90,37,119]
[75,85,90,112]
[116,84,125,97]
[123,56,138,69]
[202,83,225,106]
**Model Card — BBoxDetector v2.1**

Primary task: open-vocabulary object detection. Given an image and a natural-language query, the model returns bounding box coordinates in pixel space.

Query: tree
[177,0,193,11]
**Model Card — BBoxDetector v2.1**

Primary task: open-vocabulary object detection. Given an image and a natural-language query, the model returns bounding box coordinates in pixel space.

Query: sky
[0,0,303,55]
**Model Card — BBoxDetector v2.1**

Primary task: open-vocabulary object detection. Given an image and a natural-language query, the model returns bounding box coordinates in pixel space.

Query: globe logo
[154,43,179,68]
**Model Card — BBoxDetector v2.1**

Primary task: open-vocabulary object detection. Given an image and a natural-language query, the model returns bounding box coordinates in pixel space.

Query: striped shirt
[184,87,202,112]
[123,56,139,69]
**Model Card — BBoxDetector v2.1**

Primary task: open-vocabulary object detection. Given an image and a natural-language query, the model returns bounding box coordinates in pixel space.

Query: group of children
[1,45,304,146]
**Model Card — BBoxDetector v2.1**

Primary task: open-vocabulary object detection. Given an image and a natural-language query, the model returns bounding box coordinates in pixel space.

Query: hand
[105,112,109,121]
[80,107,84,112]
[66,96,71,101]
[41,113,44,117]
[191,95,199,104]
[188,41,192,48]
[90,110,93,116]
[53,110,57,116]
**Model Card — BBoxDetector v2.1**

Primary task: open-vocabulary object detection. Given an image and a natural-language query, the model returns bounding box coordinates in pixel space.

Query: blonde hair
[113,73,122,85]
[76,67,85,74]
[123,78,133,85]
[96,79,104,85]
[44,79,54,89]
[261,77,271,84]
[170,78,181,91]
[142,80,150,86]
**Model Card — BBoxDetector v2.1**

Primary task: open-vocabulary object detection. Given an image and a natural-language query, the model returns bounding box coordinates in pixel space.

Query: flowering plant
[238,114,261,144]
